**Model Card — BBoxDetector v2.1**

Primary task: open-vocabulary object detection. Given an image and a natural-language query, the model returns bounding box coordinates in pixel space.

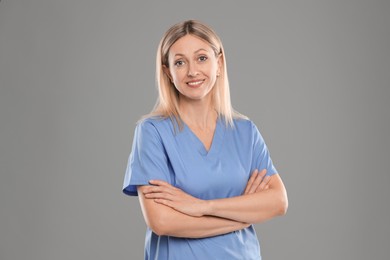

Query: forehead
[169,34,213,57]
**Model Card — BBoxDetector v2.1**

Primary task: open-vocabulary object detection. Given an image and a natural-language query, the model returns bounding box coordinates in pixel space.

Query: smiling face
[164,34,221,104]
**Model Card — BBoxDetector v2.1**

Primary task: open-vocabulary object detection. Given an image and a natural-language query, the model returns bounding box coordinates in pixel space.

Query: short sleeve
[122,120,172,196]
[251,122,278,176]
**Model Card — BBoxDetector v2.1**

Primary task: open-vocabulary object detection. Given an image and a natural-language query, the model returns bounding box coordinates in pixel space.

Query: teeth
[188,80,203,86]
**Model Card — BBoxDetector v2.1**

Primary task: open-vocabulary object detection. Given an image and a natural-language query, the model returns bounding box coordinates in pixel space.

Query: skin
[163,34,222,146]
[137,170,270,238]
[137,34,288,238]
[144,169,271,218]
[163,34,222,105]
[142,171,287,224]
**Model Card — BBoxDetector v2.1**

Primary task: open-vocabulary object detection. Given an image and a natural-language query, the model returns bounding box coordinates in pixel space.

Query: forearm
[138,186,249,238]
[206,189,287,223]
[206,174,288,223]
[154,207,249,238]
[140,174,287,227]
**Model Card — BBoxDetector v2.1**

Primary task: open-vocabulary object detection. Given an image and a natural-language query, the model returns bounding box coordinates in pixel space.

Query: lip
[186,79,205,88]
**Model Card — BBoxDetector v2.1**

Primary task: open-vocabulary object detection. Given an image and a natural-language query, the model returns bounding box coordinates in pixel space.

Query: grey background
[1,0,389,259]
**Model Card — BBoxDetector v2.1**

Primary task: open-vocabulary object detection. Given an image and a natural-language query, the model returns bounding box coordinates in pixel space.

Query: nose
[187,61,199,77]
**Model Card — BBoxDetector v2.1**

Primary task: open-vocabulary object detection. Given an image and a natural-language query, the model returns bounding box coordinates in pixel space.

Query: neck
[178,98,217,129]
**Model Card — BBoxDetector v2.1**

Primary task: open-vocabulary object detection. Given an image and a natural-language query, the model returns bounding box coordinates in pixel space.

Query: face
[164,34,221,104]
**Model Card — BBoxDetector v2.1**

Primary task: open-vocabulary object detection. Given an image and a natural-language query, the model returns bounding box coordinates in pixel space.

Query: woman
[123,20,288,260]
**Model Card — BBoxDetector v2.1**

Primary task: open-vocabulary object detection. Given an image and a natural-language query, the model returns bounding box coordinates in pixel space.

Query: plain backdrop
[1,0,389,259]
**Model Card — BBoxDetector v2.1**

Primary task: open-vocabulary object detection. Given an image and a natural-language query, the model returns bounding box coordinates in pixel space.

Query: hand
[142,180,208,217]
[243,169,271,195]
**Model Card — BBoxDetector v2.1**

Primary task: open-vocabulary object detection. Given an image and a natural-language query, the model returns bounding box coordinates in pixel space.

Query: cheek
[208,62,219,77]
[171,76,182,87]
[207,67,218,82]
[170,70,184,84]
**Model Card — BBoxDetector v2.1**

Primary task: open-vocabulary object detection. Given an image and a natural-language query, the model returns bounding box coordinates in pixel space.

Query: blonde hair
[144,20,247,128]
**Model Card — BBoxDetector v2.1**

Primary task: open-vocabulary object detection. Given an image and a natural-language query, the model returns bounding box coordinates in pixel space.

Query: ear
[162,65,173,82]
[217,53,223,76]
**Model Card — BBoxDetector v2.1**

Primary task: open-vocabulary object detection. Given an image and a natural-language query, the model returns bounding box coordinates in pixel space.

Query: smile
[187,80,205,87]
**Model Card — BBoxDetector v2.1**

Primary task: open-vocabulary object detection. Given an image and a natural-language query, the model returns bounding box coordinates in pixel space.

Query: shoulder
[231,118,257,132]
[230,118,265,141]
[136,116,175,139]
[137,116,171,129]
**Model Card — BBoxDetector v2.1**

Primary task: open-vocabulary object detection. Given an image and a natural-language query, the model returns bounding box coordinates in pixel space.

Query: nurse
[123,20,288,260]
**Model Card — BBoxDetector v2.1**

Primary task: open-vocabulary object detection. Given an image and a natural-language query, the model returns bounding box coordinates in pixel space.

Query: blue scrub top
[123,117,277,260]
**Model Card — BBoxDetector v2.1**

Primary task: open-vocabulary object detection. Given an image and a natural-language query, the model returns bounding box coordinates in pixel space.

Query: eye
[174,60,185,67]
[198,55,208,62]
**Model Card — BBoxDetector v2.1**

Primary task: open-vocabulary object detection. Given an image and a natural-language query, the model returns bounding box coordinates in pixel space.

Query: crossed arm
[137,169,288,238]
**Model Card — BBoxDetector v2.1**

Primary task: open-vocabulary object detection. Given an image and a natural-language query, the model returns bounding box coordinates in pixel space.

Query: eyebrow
[174,48,209,57]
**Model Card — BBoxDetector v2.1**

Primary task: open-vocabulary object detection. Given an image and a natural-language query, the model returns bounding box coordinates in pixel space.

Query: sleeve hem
[122,180,152,196]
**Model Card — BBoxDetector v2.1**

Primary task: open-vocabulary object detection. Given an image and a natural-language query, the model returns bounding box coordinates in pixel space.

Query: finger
[144,192,174,201]
[248,170,265,194]
[154,198,175,208]
[256,174,272,192]
[149,180,172,187]
[149,180,181,192]
[258,169,267,179]
[249,169,267,193]
[143,185,175,195]
[244,169,258,194]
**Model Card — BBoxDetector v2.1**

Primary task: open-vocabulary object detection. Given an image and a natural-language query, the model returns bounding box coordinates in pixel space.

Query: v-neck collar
[183,117,225,157]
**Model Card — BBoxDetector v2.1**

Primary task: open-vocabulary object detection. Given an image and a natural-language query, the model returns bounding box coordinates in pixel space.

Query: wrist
[202,200,214,216]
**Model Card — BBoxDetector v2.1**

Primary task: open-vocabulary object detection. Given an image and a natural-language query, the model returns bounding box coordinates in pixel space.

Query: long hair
[144,20,247,129]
